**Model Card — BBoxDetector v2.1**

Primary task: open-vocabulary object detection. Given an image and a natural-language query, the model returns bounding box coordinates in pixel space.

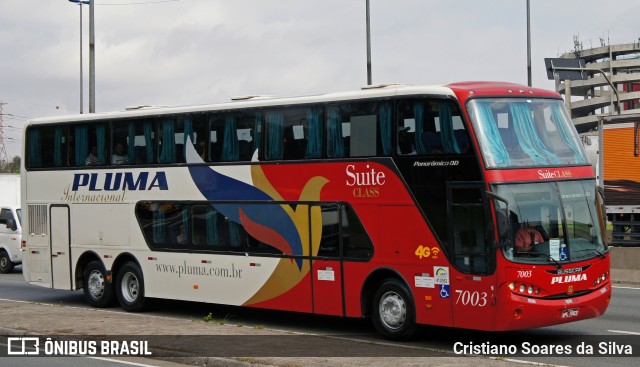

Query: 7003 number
[455,290,488,307]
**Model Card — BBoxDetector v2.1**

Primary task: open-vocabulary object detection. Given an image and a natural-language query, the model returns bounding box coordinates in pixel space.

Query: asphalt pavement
[1,247,637,367]
[0,298,530,367]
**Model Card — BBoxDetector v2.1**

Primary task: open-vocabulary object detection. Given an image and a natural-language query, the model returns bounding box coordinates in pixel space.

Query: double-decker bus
[21,82,610,339]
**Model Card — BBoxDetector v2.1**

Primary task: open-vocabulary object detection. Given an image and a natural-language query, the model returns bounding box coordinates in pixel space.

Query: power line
[5,113,30,119]
[0,103,11,167]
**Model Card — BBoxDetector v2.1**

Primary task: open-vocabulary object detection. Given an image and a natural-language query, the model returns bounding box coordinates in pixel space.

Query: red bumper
[494,282,611,331]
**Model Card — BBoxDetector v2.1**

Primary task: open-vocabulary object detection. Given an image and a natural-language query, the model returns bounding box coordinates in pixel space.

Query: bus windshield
[492,180,607,264]
[467,98,588,168]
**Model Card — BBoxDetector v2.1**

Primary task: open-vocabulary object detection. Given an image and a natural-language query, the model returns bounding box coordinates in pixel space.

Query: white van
[0,205,22,273]
[0,174,21,274]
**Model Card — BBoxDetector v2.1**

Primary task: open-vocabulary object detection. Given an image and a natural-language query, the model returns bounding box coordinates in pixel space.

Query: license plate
[561,307,579,319]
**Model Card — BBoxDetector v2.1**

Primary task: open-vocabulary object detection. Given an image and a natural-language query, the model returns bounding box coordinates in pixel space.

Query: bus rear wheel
[372,278,417,340]
[83,260,115,307]
[116,262,146,312]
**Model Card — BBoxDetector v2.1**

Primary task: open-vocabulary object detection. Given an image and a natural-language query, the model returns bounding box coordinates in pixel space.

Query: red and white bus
[21,82,610,339]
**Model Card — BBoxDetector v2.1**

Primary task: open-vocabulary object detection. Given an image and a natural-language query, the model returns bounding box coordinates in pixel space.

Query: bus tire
[83,260,115,307]
[372,278,417,340]
[116,262,146,312]
[0,250,15,274]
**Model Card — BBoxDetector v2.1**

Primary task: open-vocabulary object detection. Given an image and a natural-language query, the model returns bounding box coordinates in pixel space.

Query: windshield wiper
[524,251,562,269]
[593,247,607,259]
[573,248,607,260]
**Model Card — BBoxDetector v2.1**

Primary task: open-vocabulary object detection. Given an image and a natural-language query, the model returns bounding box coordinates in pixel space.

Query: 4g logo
[415,245,440,260]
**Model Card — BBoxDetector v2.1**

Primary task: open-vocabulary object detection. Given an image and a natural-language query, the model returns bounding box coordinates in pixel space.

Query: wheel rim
[87,270,105,300]
[378,290,406,330]
[120,271,139,304]
[0,257,7,269]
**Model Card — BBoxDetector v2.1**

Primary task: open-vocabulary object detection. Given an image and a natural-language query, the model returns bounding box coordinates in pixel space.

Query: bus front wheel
[83,260,115,307]
[372,279,417,340]
[116,262,146,312]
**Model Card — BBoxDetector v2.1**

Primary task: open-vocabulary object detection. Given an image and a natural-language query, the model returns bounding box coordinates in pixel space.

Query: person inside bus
[196,140,207,161]
[176,223,188,245]
[85,146,99,166]
[112,142,128,165]
[515,225,544,253]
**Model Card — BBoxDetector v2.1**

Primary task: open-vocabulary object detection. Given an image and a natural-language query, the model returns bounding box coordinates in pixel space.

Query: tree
[10,156,20,173]
[1,156,20,173]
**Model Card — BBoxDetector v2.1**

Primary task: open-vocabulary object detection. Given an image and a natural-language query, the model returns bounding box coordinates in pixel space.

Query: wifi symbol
[431,247,440,258]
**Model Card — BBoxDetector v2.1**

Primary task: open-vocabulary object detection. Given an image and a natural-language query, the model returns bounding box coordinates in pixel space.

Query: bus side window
[397,99,468,155]
[314,204,373,259]
[157,117,204,164]
[341,205,373,259]
[327,101,391,158]
[208,125,222,162]
[158,119,177,164]
[208,113,252,163]
[69,123,108,167]
[192,205,221,247]
[111,122,130,165]
[181,114,207,163]
[317,204,340,257]
[26,126,68,168]
[112,119,156,165]
[265,106,322,161]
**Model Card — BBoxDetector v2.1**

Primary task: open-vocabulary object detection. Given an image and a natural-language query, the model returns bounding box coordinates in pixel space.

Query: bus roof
[25,81,559,126]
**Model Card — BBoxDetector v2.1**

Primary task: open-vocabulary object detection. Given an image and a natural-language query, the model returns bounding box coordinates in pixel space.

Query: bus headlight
[594,272,608,286]
[509,282,541,296]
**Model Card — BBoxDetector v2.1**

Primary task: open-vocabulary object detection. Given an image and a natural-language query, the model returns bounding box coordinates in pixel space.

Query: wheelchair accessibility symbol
[439,285,450,298]
[560,246,568,261]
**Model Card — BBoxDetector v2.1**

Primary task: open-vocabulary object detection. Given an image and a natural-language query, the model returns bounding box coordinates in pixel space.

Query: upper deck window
[396,98,469,155]
[325,100,392,158]
[467,98,587,168]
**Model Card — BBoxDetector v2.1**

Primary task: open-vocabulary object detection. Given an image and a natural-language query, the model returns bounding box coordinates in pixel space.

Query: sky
[2,0,639,159]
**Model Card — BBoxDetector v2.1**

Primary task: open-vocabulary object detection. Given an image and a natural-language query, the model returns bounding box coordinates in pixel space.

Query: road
[1,267,639,367]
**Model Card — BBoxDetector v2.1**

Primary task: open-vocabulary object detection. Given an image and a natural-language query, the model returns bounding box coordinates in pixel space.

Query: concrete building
[556,40,640,133]
[556,40,640,246]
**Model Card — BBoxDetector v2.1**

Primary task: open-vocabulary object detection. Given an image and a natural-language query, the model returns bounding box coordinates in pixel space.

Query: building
[556,39,640,246]
[556,40,640,133]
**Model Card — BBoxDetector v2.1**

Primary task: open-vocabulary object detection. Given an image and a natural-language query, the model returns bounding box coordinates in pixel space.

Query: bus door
[311,204,344,316]
[50,205,72,290]
[447,183,496,330]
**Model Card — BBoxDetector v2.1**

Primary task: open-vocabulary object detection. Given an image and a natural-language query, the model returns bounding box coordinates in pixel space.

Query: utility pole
[89,0,96,112]
[526,0,532,86]
[68,0,89,113]
[366,0,372,85]
[0,103,10,171]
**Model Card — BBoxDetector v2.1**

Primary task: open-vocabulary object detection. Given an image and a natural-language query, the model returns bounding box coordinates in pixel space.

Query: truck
[0,174,22,273]
[582,115,640,246]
